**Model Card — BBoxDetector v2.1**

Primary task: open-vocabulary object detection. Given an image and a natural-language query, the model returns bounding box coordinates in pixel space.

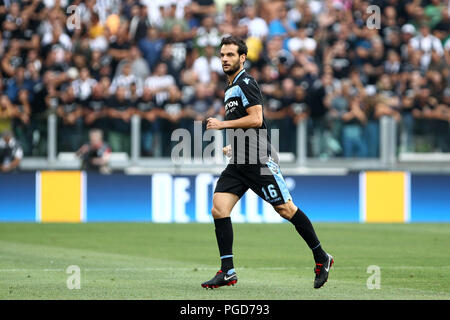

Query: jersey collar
[231,69,246,85]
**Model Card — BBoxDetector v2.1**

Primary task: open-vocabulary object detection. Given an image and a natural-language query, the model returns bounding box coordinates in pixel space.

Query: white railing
[18,114,450,173]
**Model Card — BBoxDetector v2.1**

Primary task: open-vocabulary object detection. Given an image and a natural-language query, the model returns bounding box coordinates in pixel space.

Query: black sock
[214,217,234,272]
[289,208,327,263]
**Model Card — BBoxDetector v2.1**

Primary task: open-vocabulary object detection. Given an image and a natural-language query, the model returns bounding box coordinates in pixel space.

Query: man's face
[220,44,244,75]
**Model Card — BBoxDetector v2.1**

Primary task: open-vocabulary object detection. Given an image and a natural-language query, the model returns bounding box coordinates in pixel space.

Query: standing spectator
[195,15,221,49]
[192,43,223,83]
[107,26,131,76]
[341,97,368,158]
[159,86,186,157]
[161,3,189,35]
[105,86,133,153]
[0,130,23,172]
[72,67,97,102]
[0,95,15,134]
[144,62,177,107]
[11,90,32,156]
[56,86,83,152]
[138,27,165,71]
[128,4,151,43]
[110,61,143,96]
[135,88,159,157]
[409,23,444,69]
[287,28,317,58]
[83,83,108,137]
[268,4,297,40]
[190,0,216,22]
[238,5,269,40]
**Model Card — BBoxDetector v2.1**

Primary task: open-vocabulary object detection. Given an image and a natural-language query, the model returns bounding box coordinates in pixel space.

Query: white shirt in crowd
[193,55,223,83]
[110,74,143,96]
[144,74,176,105]
[238,17,269,39]
[140,0,191,27]
[409,33,444,67]
[72,78,98,101]
[287,36,317,53]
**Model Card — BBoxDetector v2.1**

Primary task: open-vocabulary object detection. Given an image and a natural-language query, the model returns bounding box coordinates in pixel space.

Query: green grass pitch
[0,223,449,300]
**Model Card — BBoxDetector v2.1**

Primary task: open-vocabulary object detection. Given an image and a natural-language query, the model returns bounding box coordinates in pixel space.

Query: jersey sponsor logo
[225,100,239,114]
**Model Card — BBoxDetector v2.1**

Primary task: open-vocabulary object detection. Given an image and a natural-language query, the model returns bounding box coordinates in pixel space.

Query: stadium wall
[0,171,448,223]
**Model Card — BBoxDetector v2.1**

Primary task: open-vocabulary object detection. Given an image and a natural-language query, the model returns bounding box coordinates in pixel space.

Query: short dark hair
[220,36,248,56]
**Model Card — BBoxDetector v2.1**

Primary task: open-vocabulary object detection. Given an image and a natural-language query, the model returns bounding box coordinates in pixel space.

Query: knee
[274,202,297,220]
[211,206,229,219]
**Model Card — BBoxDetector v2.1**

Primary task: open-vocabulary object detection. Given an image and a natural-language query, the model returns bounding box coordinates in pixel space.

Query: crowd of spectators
[0,0,449,160]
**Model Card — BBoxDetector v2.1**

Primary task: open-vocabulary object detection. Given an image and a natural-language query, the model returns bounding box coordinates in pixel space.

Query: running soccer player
[201,36,333,289]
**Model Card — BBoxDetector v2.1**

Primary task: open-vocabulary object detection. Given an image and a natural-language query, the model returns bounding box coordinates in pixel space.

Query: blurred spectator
[72,67,97,102]
[409,23,444,69]
[135,88,159,157]
[83,83,108,135]
[77,128,112,174]
[159,86,186,157]
[129,4,151,43]
[192,44,223,83]
[11,90,32,156]
[105,86,133,153]
[144,62,177,107]
[138,27,165,72]
[56,86,83,152]
[238,5,269,40]
[0,130,23,172]
[110,61,143,96]
[341,96,367,158]
[0,0,447,161]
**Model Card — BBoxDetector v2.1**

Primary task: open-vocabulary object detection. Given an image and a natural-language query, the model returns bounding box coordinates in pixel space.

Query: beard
[223,61,241,75]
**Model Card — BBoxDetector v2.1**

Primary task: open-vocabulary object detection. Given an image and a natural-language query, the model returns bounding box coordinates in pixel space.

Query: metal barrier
[18,114,450,173]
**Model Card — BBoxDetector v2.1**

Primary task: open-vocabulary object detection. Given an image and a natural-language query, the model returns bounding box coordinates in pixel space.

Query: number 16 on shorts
[262,184,278,201]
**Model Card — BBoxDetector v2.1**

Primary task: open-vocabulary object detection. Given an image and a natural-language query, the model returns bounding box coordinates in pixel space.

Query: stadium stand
[0,0,448,165]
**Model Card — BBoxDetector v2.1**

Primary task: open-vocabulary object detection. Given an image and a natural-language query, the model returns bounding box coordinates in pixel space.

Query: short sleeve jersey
[223,69,275,165]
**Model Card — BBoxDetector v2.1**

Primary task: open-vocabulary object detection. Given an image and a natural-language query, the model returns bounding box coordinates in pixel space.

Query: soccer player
[201,36,333,289]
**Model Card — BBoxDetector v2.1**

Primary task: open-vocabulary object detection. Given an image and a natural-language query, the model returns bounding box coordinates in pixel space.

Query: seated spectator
[76,129,112,174]
[0,130,23,173]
